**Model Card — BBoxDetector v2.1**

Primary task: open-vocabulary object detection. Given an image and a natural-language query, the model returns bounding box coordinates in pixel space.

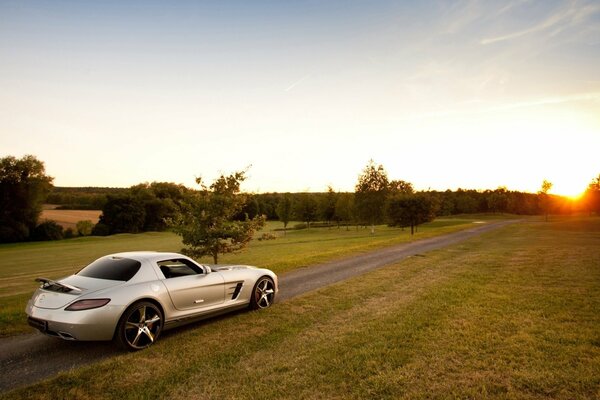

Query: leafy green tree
[319,185,337,227]
[389,180,414,194]
[294,193,318,229]
[0,155,54,242]
[31,220,64,241]
[256,193,280,220]
[437,190,456,216]
[488,190,537,215]
[334,193,355,230]
[76,220,94,236]
[91,222,110,236]
[487,187,508,213]
[583,174,600,215]
[386,193,436,235]
[130,182,190,231]
[276,193,293,235]
[355,160,389,233]
[142,198,178,231]
[173,170,265,264]
[98,195,146,234]
[538,180,553,222]
[454,189,478,214]
[148,182,190,203]
[236,195,260,220]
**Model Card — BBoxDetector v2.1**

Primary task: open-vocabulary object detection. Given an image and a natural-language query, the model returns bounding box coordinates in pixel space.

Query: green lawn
[2,216,599,399]
[0,216,501,337]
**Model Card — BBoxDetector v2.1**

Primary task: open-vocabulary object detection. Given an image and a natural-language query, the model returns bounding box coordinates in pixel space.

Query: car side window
[158,259,204,279]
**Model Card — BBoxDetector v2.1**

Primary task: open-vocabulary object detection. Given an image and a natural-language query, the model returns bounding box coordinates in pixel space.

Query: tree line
[2,155,599,245]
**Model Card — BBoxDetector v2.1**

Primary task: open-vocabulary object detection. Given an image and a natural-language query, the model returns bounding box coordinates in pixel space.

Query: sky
[1,0,599,197]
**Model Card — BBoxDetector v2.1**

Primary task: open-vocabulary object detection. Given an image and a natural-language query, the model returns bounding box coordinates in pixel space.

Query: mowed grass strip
[3,217,599,399]
[0,216,495,337]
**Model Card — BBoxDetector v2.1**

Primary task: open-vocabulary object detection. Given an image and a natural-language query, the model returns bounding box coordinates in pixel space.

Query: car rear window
[77,257,141,281]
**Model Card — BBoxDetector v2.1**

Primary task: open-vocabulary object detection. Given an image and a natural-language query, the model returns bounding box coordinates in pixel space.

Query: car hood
[32,275,123,310]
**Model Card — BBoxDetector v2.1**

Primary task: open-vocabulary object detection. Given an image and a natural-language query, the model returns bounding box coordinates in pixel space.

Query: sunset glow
[1,1,599,195]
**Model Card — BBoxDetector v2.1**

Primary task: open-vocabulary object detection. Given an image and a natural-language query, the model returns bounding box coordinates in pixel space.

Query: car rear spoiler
[35,277,82,294]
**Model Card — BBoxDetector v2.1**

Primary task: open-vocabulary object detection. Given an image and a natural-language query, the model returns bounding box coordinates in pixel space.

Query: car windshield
[77,257,141,281]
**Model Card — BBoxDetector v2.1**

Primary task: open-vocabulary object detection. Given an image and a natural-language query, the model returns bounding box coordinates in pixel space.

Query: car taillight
[65,298,111,311]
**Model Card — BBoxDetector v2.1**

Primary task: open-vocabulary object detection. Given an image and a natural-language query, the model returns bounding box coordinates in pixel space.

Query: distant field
[0,215,508,337]
[39,209,101,229]
[3,216,598,399]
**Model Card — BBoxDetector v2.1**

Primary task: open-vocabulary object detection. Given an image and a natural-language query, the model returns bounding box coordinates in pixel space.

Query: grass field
[0,215,500,337]
[2,216,598,399]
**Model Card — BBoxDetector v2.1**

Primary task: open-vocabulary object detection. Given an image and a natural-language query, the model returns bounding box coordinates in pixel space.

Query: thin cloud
[480,1,600,45]
[395,92,600,121]
[443,0,482,34]
[488,92,600,112]
[284,74,311,92]
[495,0,529,17]
[481,6,570,44]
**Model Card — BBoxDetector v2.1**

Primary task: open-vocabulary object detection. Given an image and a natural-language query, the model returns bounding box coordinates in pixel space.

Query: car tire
[249,276,275,310]
[114,301,163,351]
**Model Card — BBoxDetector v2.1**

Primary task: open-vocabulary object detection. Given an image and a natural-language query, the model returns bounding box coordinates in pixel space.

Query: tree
[294,193,318,229]
[276,194,293,235]
[386,193,436,235]
[319,186,337,228]
[99,194,146,234]
[255,193,280,220]
[334,193,355,230]
[538,180,553,222]
[76,220,94,236]
[0,155,53,242]
[173,170,265,264]
[130,182,190,231]
[487,187,508,213]
[238,196,260,220]
[355,160,389,233]
[389,180,414,195]
[454,189,478,214]
[583,174,600,215]
[31,220,64,241]
[437,190,456,216]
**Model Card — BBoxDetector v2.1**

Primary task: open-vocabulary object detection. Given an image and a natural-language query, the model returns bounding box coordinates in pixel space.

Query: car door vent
[231,282,243,300]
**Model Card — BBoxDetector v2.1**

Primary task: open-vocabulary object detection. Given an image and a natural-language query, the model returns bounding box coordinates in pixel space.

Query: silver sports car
[25,252,278,350]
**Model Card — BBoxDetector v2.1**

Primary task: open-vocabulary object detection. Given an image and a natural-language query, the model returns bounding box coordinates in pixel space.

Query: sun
[550,180,588,200]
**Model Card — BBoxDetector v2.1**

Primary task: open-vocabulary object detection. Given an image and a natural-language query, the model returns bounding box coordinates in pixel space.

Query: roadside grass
[0,215,503,337]
[2,216,598,399]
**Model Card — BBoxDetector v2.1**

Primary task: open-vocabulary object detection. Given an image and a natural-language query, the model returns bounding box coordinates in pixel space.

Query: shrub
[0,223,29,243]
[64,228,75,239]
[76,220,94,236]
[31,221,64,241]
[91,223,110,236]
[257,232,277,241]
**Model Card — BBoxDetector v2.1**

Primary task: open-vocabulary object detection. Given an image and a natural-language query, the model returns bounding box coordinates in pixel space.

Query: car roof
[109,251,191,263]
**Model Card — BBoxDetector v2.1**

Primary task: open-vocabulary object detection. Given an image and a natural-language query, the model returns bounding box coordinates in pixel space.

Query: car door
[158,258,225,311]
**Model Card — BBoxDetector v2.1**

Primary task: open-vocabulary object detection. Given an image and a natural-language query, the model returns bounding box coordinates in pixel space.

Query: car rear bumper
[25,301,125,341]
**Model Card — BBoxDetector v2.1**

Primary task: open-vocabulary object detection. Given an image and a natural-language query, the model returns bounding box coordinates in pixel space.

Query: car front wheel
[250,277,275,310]
[114,301,163,351]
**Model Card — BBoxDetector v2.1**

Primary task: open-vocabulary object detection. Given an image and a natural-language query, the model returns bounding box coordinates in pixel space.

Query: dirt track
[0,220,517,393]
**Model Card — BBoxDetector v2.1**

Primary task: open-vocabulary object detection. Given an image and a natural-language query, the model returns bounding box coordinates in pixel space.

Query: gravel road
[0,220,516,393]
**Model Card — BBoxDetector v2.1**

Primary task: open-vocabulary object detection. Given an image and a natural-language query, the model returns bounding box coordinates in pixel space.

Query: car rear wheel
[115,301,163,351]
[250,277,275,310]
